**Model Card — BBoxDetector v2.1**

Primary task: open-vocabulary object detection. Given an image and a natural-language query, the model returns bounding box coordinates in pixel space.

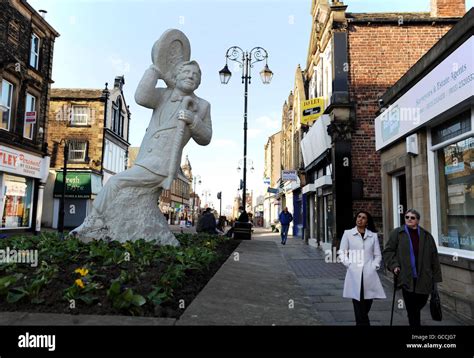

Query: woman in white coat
[339,211,386,325]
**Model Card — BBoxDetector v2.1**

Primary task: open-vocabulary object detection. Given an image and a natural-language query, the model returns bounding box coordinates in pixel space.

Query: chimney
[114,76,125,91]
[430,0,466,18]
[39,10,47,19]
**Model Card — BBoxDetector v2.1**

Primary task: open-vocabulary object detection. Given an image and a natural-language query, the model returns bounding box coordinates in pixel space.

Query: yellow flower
[75,279,85,289]
[75,268,89,277]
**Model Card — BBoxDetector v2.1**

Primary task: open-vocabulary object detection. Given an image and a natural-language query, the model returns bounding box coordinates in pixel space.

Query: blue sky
[29,0,473,213]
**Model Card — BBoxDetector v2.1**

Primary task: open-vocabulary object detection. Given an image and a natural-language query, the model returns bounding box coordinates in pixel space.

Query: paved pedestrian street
[255,229,471,326]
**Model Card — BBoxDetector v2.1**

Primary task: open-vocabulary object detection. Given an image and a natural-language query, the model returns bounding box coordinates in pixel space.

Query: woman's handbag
[430,283,442,321]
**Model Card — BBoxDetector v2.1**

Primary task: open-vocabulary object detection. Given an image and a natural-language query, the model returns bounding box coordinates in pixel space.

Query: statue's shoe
[69,215,105,239]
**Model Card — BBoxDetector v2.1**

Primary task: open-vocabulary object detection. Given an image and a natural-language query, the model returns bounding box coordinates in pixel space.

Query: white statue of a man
[71,30,212,245]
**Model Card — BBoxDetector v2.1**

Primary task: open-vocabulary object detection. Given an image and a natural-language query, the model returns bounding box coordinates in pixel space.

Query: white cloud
[212,139,238,148]
[255,115,280,130]
[247,128,262,139]
[109,55,130,74]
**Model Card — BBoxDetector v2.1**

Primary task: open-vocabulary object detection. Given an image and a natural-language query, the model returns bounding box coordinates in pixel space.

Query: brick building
[42,77,131,228]
[0,0,59,233]
[300,0,465,249]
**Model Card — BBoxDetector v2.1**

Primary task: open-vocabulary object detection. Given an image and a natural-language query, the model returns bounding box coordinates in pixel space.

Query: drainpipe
[100,83,109,179]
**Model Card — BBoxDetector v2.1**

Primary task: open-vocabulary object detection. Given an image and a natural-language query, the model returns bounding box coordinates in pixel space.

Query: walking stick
[162,96,196,189]
[390,273,397,326]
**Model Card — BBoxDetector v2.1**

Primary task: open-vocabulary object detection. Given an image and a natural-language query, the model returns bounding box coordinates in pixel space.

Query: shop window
[30,33,40,70]
[68,140,88,162]
[1,79,14,131]
[436,136,474,251]
[71,106,90,126]
[1,175,34,229]
[23,93,36,139]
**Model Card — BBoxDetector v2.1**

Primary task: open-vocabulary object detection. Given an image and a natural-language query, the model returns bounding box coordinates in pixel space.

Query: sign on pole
[267,187,279,194]
[301,98,324,124]
[282,170,298,181]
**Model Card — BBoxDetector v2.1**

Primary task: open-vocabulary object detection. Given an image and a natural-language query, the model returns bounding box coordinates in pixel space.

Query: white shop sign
[375,36,474,151]
[282,170,298,181]
[0,145,44,179]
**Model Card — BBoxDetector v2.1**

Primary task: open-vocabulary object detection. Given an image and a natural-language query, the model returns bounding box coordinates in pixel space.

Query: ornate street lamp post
[57,139,69,240]
[219,46,273,211]
[192,175,201,226]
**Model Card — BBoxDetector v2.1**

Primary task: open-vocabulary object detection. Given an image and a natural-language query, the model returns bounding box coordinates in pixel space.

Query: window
[1,80,14,131]
[23,93,36,139]
[112,98,125,137]
[432,111,471,145]
[71,106,89,126]
[119,113,125,137]
[112,102,118,132]
[1,174,34,229]
[68,140,88,162]
[30,34,40,69]
[436,136,474,251]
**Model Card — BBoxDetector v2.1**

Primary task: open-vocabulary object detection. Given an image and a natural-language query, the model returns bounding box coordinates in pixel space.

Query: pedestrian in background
[278,207,293,245]
[196,208,218,235]
[225,206,248,238]
[383,209,442,326]
[339,210,386,326]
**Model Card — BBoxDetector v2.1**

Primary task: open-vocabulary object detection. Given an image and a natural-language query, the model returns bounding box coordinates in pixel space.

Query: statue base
[70,186,179,247]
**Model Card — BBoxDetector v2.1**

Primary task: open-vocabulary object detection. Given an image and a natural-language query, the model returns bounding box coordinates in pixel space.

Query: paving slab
[0,312,176,325]
[177,239,321,325]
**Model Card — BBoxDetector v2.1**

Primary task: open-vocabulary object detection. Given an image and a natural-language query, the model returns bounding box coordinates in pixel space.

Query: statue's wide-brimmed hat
[151,29,191,87]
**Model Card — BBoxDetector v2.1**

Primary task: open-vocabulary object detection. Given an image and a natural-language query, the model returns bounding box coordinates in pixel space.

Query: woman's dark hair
[405,208,421,220]
[352,210,377,232]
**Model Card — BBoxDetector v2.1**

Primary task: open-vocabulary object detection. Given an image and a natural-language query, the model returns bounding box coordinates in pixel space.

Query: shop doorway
[317,193,333,245]
[392,173,407,227]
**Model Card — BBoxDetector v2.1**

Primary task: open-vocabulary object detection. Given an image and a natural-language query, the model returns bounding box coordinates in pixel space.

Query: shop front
[375,17,473,319]
[301,114,333,247]
[0,145,49,232]
[52,171,102,228]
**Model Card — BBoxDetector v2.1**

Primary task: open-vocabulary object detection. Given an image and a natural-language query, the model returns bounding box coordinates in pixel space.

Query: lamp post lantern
[219,46,273,211]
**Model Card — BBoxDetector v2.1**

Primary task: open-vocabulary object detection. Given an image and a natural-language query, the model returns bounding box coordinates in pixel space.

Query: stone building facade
[263,130,281,228]
[0,0,59,233]
[42,78,131,228]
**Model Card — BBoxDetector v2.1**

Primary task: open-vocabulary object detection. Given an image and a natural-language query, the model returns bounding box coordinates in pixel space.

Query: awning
[53,172,102,199]
[301,114,331,168]
[314,175,332,189]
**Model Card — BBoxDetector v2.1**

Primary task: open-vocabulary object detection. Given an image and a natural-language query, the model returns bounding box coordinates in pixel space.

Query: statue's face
[176,64,201,93]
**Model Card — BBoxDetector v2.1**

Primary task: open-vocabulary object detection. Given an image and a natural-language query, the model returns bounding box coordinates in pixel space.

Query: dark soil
[0,239,241,319]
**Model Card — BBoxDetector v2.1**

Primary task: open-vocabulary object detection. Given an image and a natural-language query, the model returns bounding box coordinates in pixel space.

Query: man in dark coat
[383,209,442,326]
[196,208,217,235]
[225,206,249,238]
[237,206,249,223]
[278,207,293,245]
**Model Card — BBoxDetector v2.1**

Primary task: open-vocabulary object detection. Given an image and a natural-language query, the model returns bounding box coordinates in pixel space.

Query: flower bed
[0,233,240,318]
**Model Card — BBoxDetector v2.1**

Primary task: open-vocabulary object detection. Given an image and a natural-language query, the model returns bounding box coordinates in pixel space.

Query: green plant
[147,286,173,306]
[0,274,23,295]
[107,281,146,314]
